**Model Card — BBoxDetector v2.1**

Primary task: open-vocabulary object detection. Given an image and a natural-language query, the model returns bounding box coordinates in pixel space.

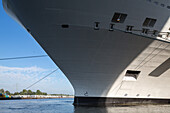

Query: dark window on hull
[125,70,141,80]
[143,18,157,27]
[112,13,127,23]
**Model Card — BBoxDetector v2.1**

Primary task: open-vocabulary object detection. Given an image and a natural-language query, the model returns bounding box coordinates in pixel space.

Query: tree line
[0,89,47,95]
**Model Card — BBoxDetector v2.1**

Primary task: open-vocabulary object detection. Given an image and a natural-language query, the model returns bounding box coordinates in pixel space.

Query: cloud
[0,65,74,94]
[0,66,46,72]
[0,66,49,80]
[0,66,50,90]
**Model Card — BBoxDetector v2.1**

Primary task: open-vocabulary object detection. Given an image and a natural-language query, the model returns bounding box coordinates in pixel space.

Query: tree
[22,89,27,95]
[20,92,24,95]
[13,89,47,95]
[42,92,47,95]
[27,90,32,95]
[14,92,19,95]
[32,92,36,95]
[36,90,42,95]
[0,89,4,93]
[5,90,10,95]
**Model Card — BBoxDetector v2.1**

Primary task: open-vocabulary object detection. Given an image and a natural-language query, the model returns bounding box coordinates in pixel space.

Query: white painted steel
[3,0,170,99]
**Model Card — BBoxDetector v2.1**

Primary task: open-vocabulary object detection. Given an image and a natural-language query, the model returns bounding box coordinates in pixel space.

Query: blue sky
[0,1,74,95]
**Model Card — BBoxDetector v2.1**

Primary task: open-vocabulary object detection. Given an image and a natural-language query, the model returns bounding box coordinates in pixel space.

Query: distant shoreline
[21,95,74,99]
[0,95,74,100]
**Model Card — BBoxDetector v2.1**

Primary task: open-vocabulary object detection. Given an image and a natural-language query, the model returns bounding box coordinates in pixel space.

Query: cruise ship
[3,0,170,106]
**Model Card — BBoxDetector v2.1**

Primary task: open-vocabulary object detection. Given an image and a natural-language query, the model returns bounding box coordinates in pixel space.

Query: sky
[0,1,74,95]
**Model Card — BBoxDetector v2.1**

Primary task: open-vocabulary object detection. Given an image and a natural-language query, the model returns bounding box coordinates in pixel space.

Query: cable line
[26,68,59,90]
[0,55,48,61]
[134,42,164,70]
[136,44,169,70]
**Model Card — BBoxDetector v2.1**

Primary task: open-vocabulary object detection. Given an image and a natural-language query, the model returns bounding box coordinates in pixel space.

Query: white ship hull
[3,0,170,105]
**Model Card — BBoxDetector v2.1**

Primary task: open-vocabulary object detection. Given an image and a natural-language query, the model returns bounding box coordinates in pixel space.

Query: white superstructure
[3,0,170,105]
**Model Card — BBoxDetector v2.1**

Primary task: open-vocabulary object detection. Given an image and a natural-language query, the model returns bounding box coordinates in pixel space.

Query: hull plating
[3,0,170,105]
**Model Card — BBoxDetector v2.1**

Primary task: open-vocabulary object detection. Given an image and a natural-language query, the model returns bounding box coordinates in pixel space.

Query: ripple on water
[1,98,170,113]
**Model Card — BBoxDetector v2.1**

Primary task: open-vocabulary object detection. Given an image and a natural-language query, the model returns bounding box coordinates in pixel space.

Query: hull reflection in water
[74,105,170,113]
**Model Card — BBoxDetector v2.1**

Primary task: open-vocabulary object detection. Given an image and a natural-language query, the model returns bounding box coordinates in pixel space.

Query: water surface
[0,98,170,113]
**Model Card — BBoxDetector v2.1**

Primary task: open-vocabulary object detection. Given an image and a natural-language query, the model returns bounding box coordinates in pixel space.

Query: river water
[0,98,170,113]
